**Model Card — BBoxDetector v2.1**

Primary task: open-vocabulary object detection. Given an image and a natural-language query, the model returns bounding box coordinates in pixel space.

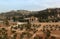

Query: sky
[0,0,60,12]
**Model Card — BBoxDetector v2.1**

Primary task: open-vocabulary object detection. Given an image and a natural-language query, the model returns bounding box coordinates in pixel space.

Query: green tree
[12,16,16,22]
[45,29,51,39]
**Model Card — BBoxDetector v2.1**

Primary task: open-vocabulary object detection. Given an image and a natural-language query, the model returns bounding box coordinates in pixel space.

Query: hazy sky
[0,0,60,12]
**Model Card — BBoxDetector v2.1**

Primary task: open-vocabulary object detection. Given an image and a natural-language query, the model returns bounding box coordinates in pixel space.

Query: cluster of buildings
[11,16,60,31]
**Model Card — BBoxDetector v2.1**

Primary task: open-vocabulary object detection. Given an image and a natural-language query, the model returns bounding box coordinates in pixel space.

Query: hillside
[0,8,60,22]
[0,10,32,19]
